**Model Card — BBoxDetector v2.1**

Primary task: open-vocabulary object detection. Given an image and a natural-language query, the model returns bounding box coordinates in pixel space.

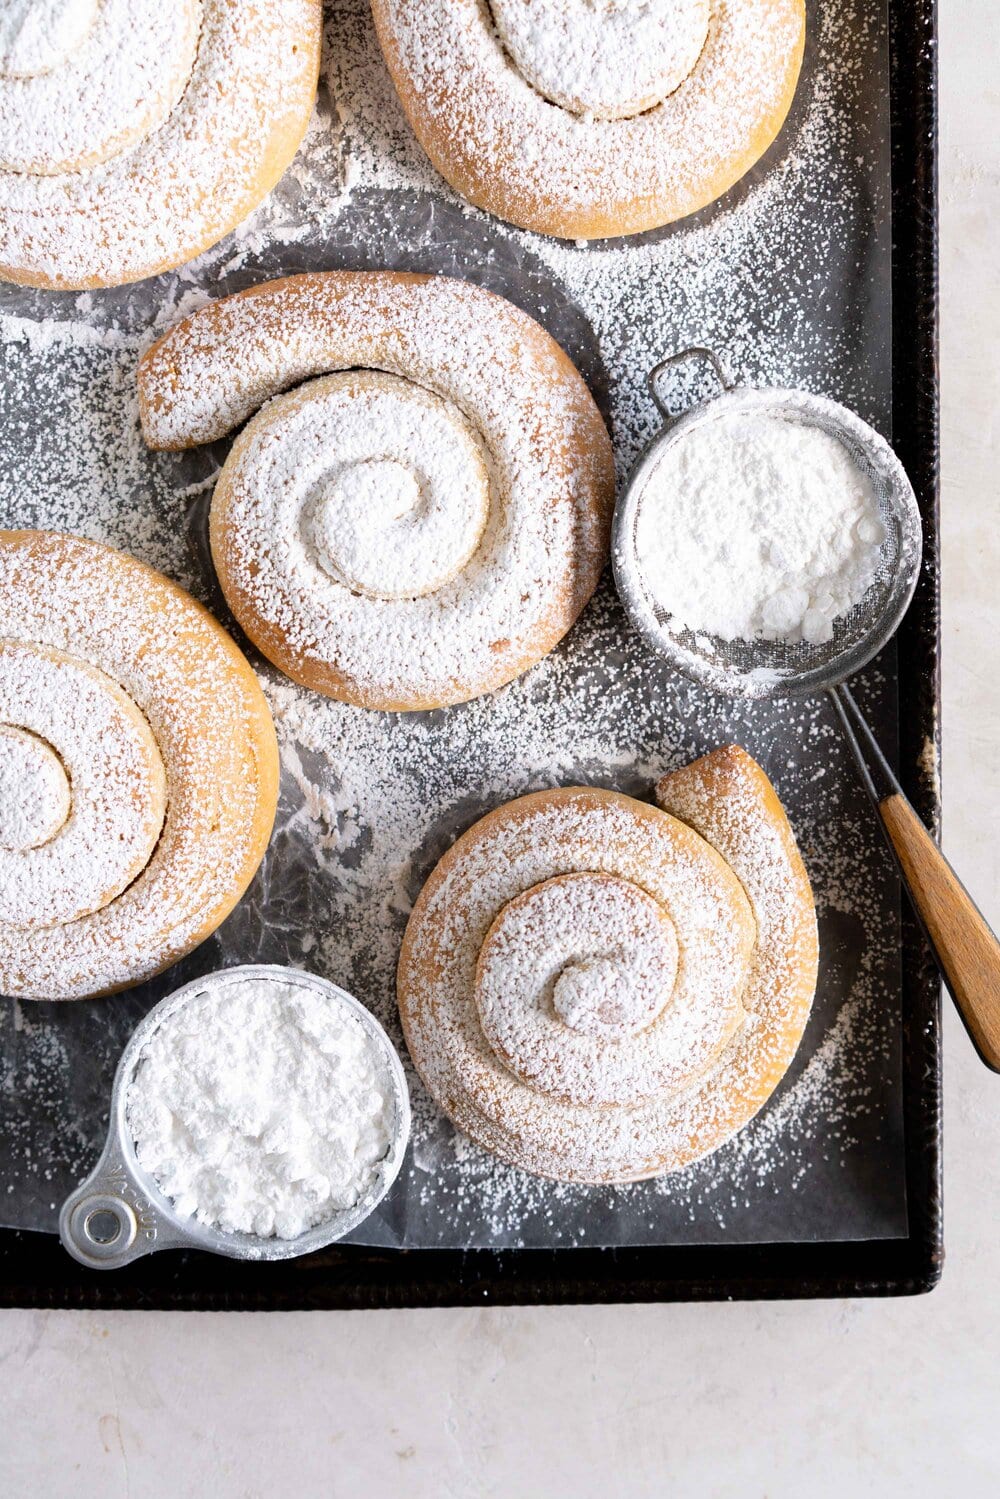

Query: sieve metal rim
[612,374,924,701]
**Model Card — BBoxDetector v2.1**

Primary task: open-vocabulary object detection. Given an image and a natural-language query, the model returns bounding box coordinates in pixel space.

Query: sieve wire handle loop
[831,683,1000,1072]
[647,347,735,418]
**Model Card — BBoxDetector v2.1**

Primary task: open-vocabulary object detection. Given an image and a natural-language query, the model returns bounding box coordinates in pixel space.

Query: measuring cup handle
[647,347,735,417]
[831,683,1000,1072]
[59,1144,186,1270]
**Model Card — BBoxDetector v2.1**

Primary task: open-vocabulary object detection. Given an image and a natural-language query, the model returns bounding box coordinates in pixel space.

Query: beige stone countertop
[2,4,998,1494]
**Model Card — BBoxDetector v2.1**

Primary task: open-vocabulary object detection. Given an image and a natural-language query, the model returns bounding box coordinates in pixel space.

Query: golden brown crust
[138,271,615,712]
[654,744,819,1155]
[370,0,806,240]
[138,271,436,449]
[0,529,279,999]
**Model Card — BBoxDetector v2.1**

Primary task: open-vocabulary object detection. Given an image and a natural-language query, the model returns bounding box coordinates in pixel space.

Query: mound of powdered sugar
[634,411,886,645]
[126,974,396,1239]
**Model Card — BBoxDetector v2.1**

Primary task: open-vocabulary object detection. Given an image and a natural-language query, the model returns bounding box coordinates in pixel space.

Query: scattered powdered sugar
[126,973,395,1238]
[634,409,886,645]
[0,0,912,1248]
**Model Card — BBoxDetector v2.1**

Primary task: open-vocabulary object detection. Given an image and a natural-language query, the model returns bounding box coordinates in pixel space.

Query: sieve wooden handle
[830,683,1000,1072]
[878,792,1000,1069]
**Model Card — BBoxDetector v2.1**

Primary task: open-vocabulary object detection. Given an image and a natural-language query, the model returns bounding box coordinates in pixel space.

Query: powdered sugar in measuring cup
[59,966,410,1268]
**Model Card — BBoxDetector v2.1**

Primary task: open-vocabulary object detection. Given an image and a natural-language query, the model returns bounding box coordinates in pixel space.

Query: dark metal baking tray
[0,0,940,1307]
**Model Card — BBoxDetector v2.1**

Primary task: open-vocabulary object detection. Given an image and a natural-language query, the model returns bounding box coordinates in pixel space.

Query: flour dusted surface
[126,975,394,1238]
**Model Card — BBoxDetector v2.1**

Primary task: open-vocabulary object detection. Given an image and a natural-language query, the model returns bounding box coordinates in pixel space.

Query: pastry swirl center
[311,455,476,600]
[0,724,70,851]
[533,873,678,1039]
[0,641,167,931]
[491,0,710,120]
[291,371,491,602]
[553,951,669,1039]
[475,870,695,1106]
[0,0,97,79]
[0,0,201,176]
[324,458,422,526]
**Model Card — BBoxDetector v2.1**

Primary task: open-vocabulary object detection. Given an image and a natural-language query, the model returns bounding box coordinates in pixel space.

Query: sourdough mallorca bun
[0,0,321,289]
[0,530,278,1000]
[370,0,806,240]
[137,271,615,712]
[398,746,818,1182]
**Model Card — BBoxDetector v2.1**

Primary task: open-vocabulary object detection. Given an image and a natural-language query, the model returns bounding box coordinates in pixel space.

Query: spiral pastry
[138,271,615,712]
[398,746,818,1182]
[0,0,321,289]
[370,0,805,240]
[0,531,279,1000]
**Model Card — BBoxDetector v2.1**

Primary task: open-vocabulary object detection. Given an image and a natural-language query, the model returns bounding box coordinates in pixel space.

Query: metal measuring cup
[613,347,1000,1071]
[59,965,411,1269]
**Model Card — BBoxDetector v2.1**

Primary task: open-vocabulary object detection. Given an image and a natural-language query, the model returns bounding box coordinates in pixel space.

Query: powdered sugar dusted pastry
[137,271,615,712]
[0,0,320,289]
[398,746,818,1182]
[0,531,279,1000]
[370,0,805,240]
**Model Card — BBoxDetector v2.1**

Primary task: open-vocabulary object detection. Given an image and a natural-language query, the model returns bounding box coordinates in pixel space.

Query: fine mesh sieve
[59,965,411,1270]
[613,349,1000,1075]
[612,348,923,702]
